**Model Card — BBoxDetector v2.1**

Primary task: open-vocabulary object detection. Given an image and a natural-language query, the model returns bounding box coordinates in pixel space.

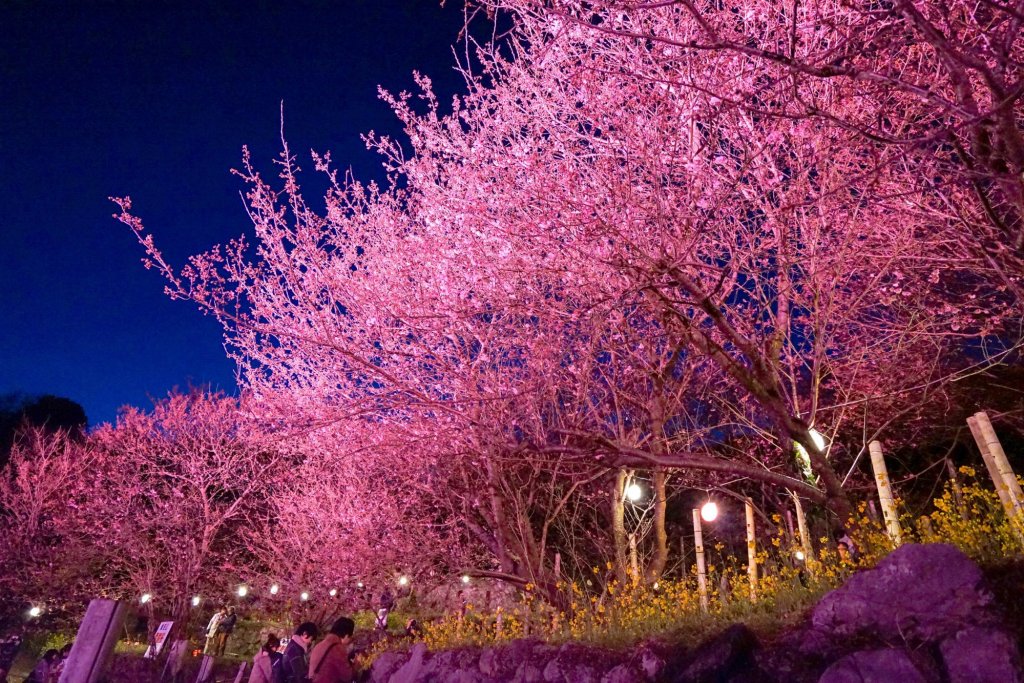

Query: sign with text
[143,621,174,659]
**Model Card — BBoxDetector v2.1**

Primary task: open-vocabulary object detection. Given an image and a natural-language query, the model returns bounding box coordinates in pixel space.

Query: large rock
[812,544,993,643]
[939,627,1023,683]
[388,642,427,683]
[818,649,939,683]
[671,624,766,683]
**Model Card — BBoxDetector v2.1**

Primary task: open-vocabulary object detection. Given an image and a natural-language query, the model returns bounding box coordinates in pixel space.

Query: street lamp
[794,428,827,480]
[700,501,719,522]
[625,483,643,502]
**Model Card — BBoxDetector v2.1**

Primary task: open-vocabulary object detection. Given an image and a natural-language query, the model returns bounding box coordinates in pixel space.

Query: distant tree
[0,393,87,467]
[0,427,98,625]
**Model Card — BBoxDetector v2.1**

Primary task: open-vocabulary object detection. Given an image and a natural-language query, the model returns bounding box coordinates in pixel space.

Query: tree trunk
[612,469,629,584]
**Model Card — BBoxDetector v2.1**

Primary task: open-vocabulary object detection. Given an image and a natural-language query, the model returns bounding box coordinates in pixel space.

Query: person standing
[281,622,319,683]
[214,606,237,657]
[204,606,226,656]
[308,618,355,683]
[247,634,283,683]
[26,649,58,683]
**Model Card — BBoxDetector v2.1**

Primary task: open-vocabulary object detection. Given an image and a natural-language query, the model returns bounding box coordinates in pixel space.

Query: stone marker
[58,599,127,683]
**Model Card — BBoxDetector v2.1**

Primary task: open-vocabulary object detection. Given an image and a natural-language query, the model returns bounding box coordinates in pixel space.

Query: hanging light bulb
[700,501,719,522]
[461,575,471,584]
[270,584,279,595]
[28,607,42,618]
[300,591,309,602]
[191,596,201,607]
[398,576,409,586]
[625,483,643,502]
[140,593,152,604]
[237,585,248,598]
[329,588,338,597]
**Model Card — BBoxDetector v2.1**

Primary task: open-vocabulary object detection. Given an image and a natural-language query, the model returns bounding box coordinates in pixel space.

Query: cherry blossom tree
[512,0,1024,305]
[113,0,1023,592]
[80,391,287,631]
[0,427,99,622]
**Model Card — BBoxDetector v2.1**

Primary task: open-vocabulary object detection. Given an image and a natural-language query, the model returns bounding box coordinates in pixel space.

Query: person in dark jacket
[213,606,238,657]
[281,622,319,683]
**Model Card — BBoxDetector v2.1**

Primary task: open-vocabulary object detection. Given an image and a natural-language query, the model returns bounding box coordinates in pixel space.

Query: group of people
[203,606,238,657]
[25,643,72,683]
[248,618,356,683]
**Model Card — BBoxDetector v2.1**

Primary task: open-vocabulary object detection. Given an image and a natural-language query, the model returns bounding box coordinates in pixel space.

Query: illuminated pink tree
[114,0,1022,584]
[81,391,287,629]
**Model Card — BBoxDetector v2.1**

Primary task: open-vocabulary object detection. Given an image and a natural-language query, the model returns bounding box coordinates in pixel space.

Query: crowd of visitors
[251,618,356,683]
[24,643,72,683]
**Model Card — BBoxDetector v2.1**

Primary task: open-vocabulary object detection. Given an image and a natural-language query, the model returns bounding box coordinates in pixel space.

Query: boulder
[812,544,993,643]
[601,663,646,683]
[818,648,938,683]
[388,642,427,683]
[369,650,407,682]
[541,642,623,682]
[672,623,765,683]
[939,626,1023,683]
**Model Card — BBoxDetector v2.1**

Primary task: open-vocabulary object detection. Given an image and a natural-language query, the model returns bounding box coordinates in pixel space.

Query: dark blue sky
[0,1,470,426]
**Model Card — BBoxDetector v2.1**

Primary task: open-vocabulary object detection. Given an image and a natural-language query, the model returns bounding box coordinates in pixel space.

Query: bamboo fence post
[945,457,968,520]
[693,509,709,613]
[745,498,757,602]
[679,534,687,575]
[628,533,639,583]
[974,412,1024,511]
[792,493,815,574]
[868,440,903,545]
[967,415,1015,513]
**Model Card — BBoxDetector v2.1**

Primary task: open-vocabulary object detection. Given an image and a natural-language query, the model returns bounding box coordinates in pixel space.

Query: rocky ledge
[368,544,1023,683]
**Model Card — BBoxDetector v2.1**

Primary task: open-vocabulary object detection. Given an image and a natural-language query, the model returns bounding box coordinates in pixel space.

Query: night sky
[1,1,469,426]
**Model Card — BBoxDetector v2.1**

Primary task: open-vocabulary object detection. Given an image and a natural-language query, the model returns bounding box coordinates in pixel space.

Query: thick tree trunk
[644,469,668,582]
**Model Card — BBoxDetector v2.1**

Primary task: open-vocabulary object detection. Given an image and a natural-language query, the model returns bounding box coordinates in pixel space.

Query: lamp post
[692,508,709,613]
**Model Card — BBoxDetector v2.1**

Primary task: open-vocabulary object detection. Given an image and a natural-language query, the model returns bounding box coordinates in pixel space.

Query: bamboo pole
[974,412,1024,511]
[792,493,815,574]
[745,498,757,602]
[967,415,1015,513]
[679,535,687,575]
[945,457,968,520]
[868,441,902,545]
[693,509,709,613]
[628,533,639,583]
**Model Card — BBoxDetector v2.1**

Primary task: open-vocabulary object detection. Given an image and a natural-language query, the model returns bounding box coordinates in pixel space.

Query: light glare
[700,501,719,522]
